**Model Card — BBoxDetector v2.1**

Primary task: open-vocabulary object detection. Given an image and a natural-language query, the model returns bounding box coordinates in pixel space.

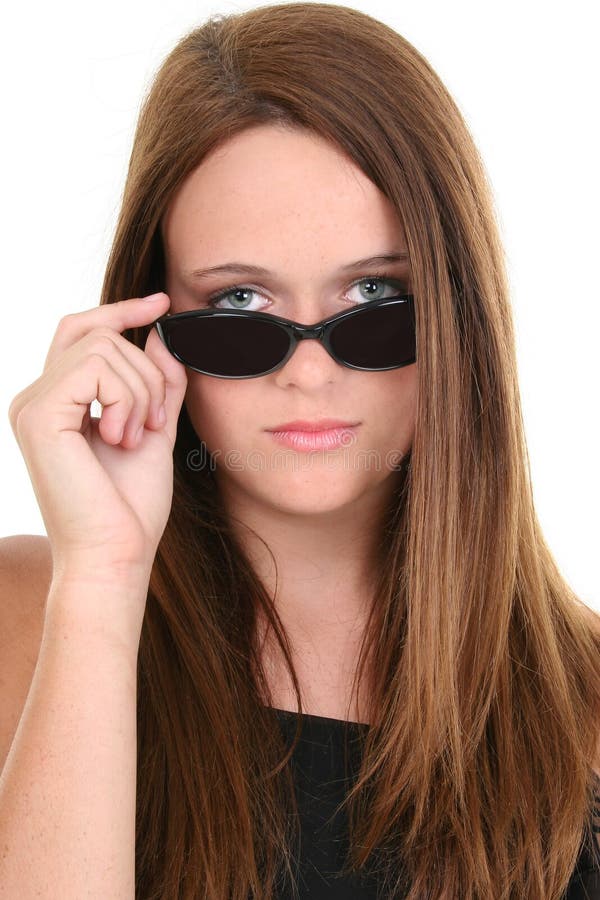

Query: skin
[160,124,418,718]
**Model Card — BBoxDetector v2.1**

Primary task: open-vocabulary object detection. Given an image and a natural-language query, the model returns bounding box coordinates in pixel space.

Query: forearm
[0,577,145,898]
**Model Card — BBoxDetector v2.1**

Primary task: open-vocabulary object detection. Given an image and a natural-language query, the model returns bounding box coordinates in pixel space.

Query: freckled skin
[160,124,417,711]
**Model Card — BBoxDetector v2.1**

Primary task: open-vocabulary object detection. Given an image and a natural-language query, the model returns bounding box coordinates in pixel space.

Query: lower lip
[267,426,358,451]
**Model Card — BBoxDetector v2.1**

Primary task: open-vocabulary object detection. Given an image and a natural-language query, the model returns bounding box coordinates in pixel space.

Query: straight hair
[99,4,600,897]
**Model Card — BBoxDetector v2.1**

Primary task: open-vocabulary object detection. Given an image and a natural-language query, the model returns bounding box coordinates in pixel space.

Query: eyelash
[206,272,408,310]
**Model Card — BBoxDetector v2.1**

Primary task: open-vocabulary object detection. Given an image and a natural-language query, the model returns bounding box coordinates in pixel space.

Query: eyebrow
[185,252,410,280]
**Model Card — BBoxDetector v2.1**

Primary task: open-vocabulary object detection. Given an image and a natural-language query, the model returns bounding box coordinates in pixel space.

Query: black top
[271,707,600,899]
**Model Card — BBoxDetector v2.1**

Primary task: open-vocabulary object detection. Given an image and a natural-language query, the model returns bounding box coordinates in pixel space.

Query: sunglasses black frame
[154,293,416,379]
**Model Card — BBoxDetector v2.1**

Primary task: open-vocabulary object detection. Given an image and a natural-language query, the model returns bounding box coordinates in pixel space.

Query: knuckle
[53,312,80,342]
[126,364,150,405]
[149,366,166,402]
[110,384,134,416]
[7,395,22,429]
[137,381,152,414]
[11,400,35,437]
[86,350,110,369]
[89,331,116,354]
[124,385,136,410]
[156,364,167,393]
[8,389,34,434]
[94,325,118,341]
[56,312,76,331]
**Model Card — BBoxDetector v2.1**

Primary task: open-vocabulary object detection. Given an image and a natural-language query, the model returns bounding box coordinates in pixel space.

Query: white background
[1,1,598,610]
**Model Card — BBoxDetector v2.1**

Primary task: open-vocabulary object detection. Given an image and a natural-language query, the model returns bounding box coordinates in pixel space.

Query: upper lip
[267,419,360,432]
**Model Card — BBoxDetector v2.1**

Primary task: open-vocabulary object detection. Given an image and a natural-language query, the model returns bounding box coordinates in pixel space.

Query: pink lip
[267,419,359,432]
[267,422,360,452]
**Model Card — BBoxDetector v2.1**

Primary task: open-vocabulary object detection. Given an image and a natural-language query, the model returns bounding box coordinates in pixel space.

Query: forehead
[161,124,406,268]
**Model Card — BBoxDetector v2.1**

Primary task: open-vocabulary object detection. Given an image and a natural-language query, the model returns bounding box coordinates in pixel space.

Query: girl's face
[161,124,418,518]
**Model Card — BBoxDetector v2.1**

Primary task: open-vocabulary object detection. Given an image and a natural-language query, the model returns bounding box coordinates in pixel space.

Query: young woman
[1,3,599,898]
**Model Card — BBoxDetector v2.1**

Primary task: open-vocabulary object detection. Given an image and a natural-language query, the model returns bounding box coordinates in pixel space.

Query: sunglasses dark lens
[165,314,290,376]
[329,300,415,368]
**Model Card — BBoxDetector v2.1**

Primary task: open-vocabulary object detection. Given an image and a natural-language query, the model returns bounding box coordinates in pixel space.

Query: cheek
[400,367,418,426]
[377,365,418,446]
[182,374,253,450]
[183,375,226,446]
[371,363,418,454]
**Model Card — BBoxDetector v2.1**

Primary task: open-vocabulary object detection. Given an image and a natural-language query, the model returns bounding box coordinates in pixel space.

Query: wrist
[51,554,154,591]
[45,571,151,660]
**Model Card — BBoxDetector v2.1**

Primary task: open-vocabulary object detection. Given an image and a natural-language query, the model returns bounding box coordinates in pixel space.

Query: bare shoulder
[0,534,53,772]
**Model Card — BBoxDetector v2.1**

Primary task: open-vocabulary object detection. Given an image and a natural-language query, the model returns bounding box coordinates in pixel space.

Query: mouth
[266,421,360,452]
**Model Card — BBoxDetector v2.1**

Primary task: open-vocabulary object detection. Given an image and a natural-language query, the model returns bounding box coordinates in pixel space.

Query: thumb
[144,324,189,448]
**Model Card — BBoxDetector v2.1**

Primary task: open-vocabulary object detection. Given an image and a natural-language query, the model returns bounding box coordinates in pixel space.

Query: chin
[267,493,362,517]
[231,467,376,513]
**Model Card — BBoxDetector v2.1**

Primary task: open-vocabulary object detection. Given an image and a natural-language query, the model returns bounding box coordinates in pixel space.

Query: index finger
[45,292,171,368]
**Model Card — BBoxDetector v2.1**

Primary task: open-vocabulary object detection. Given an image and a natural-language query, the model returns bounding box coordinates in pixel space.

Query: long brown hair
[99,3,600,897]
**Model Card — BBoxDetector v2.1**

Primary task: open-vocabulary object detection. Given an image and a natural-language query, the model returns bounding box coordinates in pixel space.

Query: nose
[272,329,340,387]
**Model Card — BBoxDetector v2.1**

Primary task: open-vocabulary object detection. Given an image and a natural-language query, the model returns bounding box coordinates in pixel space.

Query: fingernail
[142,292,166,302]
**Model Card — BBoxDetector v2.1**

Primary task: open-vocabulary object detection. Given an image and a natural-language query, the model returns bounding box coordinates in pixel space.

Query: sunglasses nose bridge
[291,321,326,343]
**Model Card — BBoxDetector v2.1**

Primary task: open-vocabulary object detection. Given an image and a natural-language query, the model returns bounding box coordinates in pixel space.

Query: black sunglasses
[153,293,416,379]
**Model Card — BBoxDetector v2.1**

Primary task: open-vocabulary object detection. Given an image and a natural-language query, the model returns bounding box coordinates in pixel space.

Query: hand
[8,292,188,584]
